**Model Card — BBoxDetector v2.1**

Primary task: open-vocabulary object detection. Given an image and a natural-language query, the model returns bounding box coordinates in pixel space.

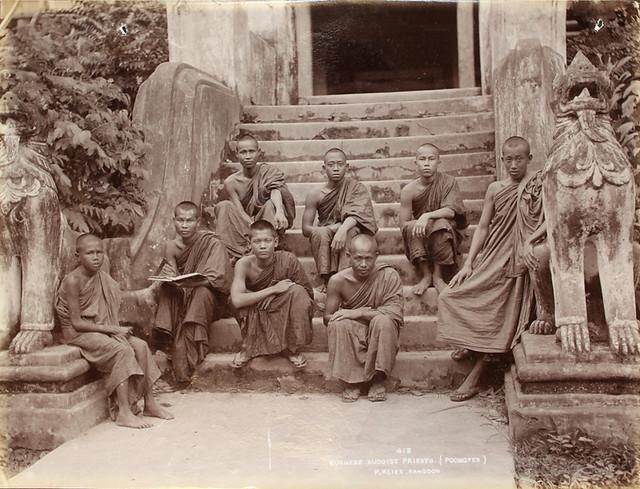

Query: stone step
[288,175,494,204]
[226,151,496,182]
[238,112,494,141]
[258,131,494,162]
[285,224,476,257]
[299,87,482,105]
[209,314,448,354]
[242,95,492,123]
[192,351,474,392]
[290,200,483,228]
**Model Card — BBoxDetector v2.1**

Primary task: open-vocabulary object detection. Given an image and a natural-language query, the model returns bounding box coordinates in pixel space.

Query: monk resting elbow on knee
[56,234,173,429]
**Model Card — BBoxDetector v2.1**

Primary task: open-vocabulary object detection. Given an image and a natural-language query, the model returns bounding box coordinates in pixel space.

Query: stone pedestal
[0,346,107,450]
[505,333,640,444]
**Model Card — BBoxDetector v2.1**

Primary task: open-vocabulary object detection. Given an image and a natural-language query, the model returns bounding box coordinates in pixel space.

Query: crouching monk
[214,134,296,259]
[325,234,404,403]
[438,137,543,401]
[302,148,378,289]
[230,220,314,369]
[56,234,173,428]
[153,201,232,384]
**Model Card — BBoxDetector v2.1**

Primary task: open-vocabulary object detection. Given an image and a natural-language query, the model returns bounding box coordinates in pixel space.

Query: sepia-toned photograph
[0,0,639,487]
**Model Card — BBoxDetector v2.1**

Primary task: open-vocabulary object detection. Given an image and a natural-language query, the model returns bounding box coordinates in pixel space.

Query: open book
[148,272,207,284]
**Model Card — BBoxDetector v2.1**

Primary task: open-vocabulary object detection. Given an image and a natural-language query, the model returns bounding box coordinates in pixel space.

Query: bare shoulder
[305,186,323,206]
[234,255,253,274]
[485,181,504,197]
[400,179,419,198]
[61,267,84,292]
[223,172,241,188]
[327,271,346,292]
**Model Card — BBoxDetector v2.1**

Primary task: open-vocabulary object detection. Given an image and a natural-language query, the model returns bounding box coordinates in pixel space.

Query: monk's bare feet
[285,352,307,369]
[368,381,387,402]
[451,348,474,361]
[433,277,447,294]
[530,319,555,335]
[116,411,152,429]
[143,397,174,420]
[412,276,432,296]
[342,384,360,403]
[231,350,251,369]
[450,387,480,402]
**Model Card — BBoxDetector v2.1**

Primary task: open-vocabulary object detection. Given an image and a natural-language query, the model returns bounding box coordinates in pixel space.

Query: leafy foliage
[0,0,168,236]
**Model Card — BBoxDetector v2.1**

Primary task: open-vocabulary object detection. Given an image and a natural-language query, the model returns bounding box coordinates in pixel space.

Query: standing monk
[325,234,403,403]
[153,201,232,385]
[438,137,543,401]
[214,134,296,259]
[400,143,467,295]
[230,220,314,369]
[302,148,378,290]
[56,234,173,428]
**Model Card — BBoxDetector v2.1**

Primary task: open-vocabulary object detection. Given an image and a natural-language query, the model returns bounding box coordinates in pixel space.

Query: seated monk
[55,234,173,429]
[302,148,377,291]
[400,143,467,295]
[230,220,314,369]
[214,134,296,259]
[152,201,232,385]
[438,136,544,401]
[325,234,404,403]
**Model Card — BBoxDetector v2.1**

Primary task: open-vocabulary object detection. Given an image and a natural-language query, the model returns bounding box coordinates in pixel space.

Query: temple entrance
[309,1,479,95]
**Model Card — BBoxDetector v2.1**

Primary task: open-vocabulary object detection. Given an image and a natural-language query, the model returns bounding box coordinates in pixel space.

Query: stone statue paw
[529,317,555,335]
[608,319,640,357]
[9,330,53,354]
[557,319,590,354]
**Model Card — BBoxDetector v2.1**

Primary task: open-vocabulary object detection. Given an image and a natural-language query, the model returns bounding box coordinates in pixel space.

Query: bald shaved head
[76,233,102,252]
[502,136,530,154]
[347,234,378,279]
[349,233,378,253]
[416,143,440,157]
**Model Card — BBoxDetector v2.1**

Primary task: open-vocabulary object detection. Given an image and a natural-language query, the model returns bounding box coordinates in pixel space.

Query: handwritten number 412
[396,448,412,454]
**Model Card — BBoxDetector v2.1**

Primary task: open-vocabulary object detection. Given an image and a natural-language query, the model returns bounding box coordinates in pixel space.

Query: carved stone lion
[541,51,640,356]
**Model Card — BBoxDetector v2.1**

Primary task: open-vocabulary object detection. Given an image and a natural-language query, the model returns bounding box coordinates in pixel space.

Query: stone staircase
[195,87,496,392]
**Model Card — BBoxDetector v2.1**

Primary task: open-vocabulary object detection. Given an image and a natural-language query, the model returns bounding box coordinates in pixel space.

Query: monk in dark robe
[56,234,173,429]
[400,143,467,295]
[214,134,296,259]
[302,148,378,290]
[438,137,543,401]
[325,234,404,403]
[153,201,232,384]
[230,220,314,368]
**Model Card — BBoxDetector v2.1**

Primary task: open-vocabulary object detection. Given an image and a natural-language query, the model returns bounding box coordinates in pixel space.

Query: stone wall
[167,0,297,105]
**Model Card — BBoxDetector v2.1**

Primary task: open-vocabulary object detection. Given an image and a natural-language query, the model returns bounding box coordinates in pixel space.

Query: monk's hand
[331,228,348,251]
[272,279,294,294]
[274,209,288,230]
[330,308,362,321]
[112,326,132,337]
[448,264,472,288]
[522,240,538,271]
[412,215,430,239]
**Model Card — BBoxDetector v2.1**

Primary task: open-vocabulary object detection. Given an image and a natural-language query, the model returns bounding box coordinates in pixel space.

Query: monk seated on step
[230,220,315,369]
[55,234,173,429]
[302,148,378,292]
[400,143,467,295]
[152,201,232,386]
[325,234,404,403]
[213,134,296,260]
[438,136,543,402]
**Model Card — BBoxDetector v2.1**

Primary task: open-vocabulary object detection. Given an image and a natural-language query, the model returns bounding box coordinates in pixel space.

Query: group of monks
[54,132,547,428]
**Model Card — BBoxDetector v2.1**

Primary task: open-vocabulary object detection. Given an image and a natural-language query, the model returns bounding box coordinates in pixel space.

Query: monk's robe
[214,164,296,259]
[55,271,160,412]
[327,264,404,383]
[402,172,468,267]
[153,230,232,382]
[310,178,378,276]
[437,171,544,353]
[237,250,314,359]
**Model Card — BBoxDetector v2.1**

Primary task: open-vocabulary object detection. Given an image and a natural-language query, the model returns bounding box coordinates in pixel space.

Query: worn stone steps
[209,313,447,354]
[238,112,494,141]
[226,151,496,182]
[287,175,494,204]
[258,131,495,162]
[290,200,483,228]
[299,87,482,105]
[242,95,492,123]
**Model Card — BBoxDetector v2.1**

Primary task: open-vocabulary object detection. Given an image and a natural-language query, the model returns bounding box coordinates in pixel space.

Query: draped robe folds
[55,271,160,404]
[437,172,544,353]
[311,178,378,275]
[237,251,314,358]
[214,164,296,259]
[402,172,468,266]
[327,264,404,383]
[153,230,232,382]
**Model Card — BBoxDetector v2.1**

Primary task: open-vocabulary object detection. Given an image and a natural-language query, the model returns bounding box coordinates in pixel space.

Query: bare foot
[451,348,474,361]
[143,397,174,420]
[368,381,387,402]
[450,386,480,402]
[342,384,360,403]
[608,319,640,357]
[412,277,432,296]
[231,350,251,369]
[530,319,554,335]
[116,411,153,429]
[433,277,447,294]
[558,322,590,354]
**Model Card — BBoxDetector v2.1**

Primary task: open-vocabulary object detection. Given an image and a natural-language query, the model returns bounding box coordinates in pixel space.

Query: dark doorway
[311,1,468,95]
